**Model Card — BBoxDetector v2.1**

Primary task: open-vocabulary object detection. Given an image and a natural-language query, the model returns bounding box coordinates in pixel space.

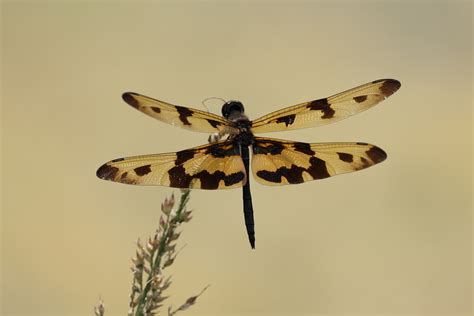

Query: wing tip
[96,163,119,180]
[122,92,140,109]
[372,79,401,97]
[367,145,388,164]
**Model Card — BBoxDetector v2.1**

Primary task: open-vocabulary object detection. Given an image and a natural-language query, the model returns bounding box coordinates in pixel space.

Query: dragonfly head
[222,100,245,119]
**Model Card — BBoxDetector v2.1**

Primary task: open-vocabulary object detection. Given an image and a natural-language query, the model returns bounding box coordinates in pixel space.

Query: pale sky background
[1,1,472,316]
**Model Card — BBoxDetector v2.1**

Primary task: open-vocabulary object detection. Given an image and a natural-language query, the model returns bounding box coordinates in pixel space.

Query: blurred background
[1,1,472,316]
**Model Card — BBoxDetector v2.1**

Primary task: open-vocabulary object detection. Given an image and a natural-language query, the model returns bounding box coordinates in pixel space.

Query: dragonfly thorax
[233,129,254,146]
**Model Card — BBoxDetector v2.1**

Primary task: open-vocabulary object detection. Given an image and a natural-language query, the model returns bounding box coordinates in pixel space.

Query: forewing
[251,79,400,133]
[122,92,236,134]
[97,141,246,190]
[251,137,386,186]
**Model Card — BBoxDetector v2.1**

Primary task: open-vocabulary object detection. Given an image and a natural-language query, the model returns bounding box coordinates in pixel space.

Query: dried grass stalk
[94,189,208,316]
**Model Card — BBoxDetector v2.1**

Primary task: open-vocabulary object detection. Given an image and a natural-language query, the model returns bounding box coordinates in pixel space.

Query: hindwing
[251,137,387,185]
[97,141,246,190]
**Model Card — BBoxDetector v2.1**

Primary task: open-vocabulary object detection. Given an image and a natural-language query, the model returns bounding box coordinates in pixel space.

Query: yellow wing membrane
[97,141,246,190]
[251,137,386,186]
[251,79,400,133]
[122,92,236,134]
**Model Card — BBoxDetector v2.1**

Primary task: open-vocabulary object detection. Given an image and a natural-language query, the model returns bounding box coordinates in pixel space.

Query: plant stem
[134,190,190,316]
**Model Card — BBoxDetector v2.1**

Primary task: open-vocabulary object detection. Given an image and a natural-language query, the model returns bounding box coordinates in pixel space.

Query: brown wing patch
[337,152,354,163]
[251,137,386,186]
[353,95,367,103]
[96,141,246,190]
[97,164,120,180]
[306,98,335,119]
[168,164,244,189]
[122,93,140,109]
[175,106,193,126]
[275,114,296,126]
[122,92,238,134]
[134,165,152,176]
[251,79,400,134]
[373,78,400,97]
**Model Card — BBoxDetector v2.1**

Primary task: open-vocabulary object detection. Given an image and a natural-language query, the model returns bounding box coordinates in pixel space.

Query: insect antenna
[201,96,227,113]
[202,97,227,144]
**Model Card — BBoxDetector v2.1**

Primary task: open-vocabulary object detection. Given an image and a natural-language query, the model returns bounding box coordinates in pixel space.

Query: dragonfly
[97,79,401,249]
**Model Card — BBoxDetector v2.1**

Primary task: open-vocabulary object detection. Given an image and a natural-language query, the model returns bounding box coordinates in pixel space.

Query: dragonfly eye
[222,101,244,119]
